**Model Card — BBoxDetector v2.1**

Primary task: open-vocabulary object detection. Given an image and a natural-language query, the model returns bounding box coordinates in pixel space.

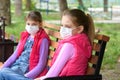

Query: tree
[58,0,68,16]
[0,0,11,25]
[77,0,86,11]
[25,0,31,10]
[104,0,108,12]
[15,0,22,16]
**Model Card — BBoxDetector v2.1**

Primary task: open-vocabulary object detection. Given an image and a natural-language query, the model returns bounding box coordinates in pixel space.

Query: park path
[101,61,120,80]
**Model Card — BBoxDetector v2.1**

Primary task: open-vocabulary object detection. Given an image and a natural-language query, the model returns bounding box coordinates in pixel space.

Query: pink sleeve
[40,43,75,80]
[25,38,49,78]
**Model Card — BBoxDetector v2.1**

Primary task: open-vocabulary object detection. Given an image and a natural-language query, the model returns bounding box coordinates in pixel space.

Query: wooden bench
[43,22,110,80]
[0,22,110,80]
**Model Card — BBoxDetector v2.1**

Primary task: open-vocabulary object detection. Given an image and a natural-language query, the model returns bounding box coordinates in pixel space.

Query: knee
[0,68,11,74]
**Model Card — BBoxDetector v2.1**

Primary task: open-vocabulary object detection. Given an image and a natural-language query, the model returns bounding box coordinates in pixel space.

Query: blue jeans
[0,68,33,80]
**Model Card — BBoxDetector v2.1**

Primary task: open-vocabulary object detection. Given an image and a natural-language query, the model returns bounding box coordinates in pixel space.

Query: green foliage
[41,11,60,20]
[95,23,120,69]
[78,5,87,11]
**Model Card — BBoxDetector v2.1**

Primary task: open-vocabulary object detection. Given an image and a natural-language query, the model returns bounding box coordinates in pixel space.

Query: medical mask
[25,25,39,35]
[60,26,74,38]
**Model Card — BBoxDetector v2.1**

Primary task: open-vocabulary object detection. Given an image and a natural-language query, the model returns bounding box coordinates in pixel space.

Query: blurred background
[0,0,120,79]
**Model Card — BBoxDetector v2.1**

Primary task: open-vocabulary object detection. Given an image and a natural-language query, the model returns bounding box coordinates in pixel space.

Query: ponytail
[86,14,95,45]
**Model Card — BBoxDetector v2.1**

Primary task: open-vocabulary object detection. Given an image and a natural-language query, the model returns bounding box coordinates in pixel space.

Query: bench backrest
[43,22,110,75]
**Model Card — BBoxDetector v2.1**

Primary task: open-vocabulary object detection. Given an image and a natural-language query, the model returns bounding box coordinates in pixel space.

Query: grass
[95,23,120,70]
[5,11,120,71]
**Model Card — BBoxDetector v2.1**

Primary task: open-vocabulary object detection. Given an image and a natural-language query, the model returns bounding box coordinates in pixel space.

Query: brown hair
[63,9,95,44]
[26,11,42,22]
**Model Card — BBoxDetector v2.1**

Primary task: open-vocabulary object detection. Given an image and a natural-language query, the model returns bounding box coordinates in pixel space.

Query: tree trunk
[104,0,108,12]
[77,0,85,11]
[25,0,31,10]
[78,0,84,7]
[0,0,11,25]
[58,0,68,16]
[14,0,22,16]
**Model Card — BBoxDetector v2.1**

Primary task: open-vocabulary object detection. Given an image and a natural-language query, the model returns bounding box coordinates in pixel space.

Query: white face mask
[60,26,73,39]
[25,25,39,35]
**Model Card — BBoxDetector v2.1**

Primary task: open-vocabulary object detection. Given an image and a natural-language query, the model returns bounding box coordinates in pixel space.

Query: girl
[36,9,95,80]
[0,11,50,80]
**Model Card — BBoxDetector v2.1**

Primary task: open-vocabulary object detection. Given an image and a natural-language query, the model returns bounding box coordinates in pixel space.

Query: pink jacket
[51,33,92,76]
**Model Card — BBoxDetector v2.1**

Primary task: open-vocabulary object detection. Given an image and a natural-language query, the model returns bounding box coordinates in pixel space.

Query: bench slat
[95,34,110,42]
[43,22,60,30]
[44,29,61,39]
[50,41,58,49]
[92,42,101,52]
[86,67,95,75]
[89,55,98,64]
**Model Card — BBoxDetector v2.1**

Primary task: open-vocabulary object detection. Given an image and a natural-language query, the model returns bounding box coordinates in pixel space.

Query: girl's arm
[2,42,20,68]
[25,38,49,79]
[40,43,75,80]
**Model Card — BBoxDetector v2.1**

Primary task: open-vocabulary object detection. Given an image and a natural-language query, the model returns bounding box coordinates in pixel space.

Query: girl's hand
[34,78,40,80]
[34,76,46,80]
[0,62,3,69]
[0,65,3,70]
